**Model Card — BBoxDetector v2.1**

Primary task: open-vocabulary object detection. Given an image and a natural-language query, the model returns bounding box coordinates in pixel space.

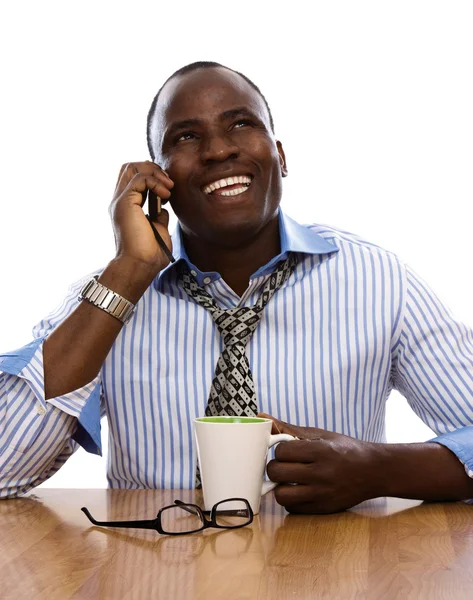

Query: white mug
[194,416,295,514]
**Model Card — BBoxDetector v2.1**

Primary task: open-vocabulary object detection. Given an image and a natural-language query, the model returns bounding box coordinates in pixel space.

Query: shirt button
[190,270,197,276]
[37,405,46,415]
[203,277,212,285]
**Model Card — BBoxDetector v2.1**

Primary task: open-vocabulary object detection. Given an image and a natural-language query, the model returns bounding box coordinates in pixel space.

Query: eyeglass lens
[212,499,252,528]
[160,505,204,534]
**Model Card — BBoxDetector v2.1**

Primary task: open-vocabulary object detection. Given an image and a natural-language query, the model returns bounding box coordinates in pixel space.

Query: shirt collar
[278,210,338,255]
[155,209,339,288]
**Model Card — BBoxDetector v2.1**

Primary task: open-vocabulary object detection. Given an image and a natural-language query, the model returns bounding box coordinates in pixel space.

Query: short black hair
[146,61,275,160]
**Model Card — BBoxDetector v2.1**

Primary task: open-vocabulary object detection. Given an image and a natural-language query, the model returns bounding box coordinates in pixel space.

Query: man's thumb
[257,412,298,436]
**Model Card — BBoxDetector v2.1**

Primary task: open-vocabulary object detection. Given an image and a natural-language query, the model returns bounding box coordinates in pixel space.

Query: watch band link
[78,276,135,324]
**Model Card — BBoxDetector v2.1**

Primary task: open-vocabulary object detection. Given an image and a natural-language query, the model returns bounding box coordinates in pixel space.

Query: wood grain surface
[1,489,473,599]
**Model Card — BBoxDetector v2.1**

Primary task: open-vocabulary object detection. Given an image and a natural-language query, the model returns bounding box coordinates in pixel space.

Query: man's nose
[200,134,239,164]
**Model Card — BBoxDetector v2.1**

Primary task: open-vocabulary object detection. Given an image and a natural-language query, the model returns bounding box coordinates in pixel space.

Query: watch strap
[78,276,135,324]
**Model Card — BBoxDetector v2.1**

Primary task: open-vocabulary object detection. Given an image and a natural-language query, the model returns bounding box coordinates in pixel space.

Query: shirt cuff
[0,337,45,376]
[1,338,102,456]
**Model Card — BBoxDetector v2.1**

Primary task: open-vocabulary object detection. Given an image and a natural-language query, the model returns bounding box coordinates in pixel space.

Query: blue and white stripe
[2,211,473,497]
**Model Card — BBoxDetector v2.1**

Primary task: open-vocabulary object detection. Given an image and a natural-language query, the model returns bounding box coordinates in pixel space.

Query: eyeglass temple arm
[81,507,158,530]
[173,499,203,516]
[173,499,251,517]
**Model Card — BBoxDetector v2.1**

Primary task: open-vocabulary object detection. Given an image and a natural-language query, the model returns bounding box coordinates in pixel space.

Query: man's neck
[183,217,281,297]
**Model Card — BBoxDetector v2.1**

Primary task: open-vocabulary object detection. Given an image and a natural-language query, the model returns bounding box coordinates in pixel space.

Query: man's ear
[277,141,288,177]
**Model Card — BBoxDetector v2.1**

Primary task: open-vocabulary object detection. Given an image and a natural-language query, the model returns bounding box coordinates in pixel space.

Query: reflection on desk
[1,489,473,599]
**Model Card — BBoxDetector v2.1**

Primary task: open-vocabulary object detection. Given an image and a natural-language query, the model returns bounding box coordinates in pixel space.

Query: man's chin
[178,202,280,248]
[213,229,258,249]
[204,211,276,246]
[192,225,253,250]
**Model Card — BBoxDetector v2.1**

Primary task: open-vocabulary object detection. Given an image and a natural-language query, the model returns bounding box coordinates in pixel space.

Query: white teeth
[203,175,252,194]
[219,186,249,196]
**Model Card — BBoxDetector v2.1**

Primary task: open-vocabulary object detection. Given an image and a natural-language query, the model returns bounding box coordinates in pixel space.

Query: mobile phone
[144,190,175,263]
[148,190,170,220]
[147,190,160,220]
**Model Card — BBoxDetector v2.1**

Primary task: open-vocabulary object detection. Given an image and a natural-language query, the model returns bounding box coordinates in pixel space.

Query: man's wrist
[99,256,159,305]
[370,441,473,501]
[360,442,391,499]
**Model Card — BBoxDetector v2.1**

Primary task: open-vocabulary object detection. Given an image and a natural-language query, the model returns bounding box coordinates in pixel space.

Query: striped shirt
[1,211,473,498]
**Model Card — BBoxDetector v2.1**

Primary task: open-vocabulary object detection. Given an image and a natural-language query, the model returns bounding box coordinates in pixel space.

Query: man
[1,61,473,513]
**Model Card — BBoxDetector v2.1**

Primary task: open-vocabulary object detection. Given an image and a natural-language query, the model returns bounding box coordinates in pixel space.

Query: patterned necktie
[180,254,296,419]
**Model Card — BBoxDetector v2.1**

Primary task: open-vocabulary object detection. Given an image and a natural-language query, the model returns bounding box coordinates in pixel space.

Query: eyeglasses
[81,498,253,536]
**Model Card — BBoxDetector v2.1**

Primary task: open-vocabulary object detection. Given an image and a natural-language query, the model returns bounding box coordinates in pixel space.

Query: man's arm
[0,162,173,497]
[263,262,473,514]
[44,256,154,399]
[378,438,473,500]
[0,367,79,498]
[0,337,101,498]
[44,162,174,399]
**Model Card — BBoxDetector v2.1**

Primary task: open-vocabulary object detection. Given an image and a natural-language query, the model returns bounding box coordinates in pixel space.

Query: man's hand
[110,161,174,274]
[260,413,384,514]
[260,413,473,514]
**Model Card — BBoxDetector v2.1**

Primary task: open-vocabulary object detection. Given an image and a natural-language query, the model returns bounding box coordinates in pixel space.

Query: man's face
[149,67,287,247]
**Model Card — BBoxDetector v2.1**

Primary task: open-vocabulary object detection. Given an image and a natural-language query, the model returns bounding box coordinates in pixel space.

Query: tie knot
[179,255,296,347]
[212,307,261,346]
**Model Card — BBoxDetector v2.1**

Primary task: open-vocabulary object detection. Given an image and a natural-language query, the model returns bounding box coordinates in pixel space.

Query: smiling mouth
[202,175,253,197]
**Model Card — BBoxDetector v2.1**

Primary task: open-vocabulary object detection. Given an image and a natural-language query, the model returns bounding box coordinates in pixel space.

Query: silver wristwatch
[78,276,135,324]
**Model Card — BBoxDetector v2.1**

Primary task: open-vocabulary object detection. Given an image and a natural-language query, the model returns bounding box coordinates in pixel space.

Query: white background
[1,1,471,488]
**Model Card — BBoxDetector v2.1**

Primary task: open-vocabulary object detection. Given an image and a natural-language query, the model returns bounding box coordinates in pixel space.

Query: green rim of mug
[195,417,268,424]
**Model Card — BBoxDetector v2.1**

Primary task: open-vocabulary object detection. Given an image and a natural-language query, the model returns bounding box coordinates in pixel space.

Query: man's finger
[258,412,298,436]
[267,459,315,483]
[115,162,174,193]
[274,483,324,506]
[283,501,333,515]
[258,412,329,440]
[121,175,171,209]
[273,440,321,463]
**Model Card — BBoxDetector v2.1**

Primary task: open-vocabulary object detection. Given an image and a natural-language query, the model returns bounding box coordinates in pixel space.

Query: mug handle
[261,433,297,496]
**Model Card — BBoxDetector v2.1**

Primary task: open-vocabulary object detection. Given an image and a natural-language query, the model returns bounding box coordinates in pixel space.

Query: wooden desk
[1,489,473,599]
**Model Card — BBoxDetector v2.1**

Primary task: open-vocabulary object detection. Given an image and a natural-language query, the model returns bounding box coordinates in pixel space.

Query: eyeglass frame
[81,497,254,536]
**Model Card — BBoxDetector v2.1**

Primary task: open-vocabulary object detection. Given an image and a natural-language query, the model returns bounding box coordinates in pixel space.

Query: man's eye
[233,120,252,129]
[177,132,196,142]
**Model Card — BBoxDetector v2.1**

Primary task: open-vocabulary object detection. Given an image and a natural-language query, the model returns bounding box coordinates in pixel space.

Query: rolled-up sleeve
[391,264,473,480]
[0,272,103,498]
